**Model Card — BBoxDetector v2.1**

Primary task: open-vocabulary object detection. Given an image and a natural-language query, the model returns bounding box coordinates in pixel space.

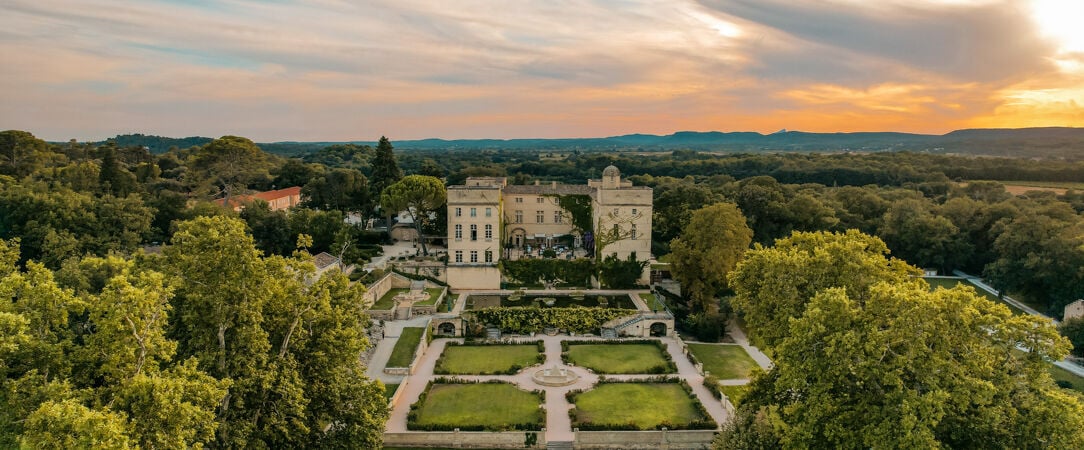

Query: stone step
[546,441,573,450]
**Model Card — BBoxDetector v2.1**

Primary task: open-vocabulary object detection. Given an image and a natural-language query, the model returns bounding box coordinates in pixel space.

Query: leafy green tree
[380,175,446,256]
[369,136,403,222]
[597,253,648,289]
[302,167,371,214]
[720,283,1084,449]
[241,200,293,256]
[418,158,446,178]
[728,230,919,350]
[0,130,53,178]
[879,198,965,273]
[190,136,272,205]
[1060,318,1084,358]
[112,360,228,450]
[985,211,1084,315]
[670,203,752,313]
[652,179,716,253]
[97,143,139,197]
[21,399,132,449]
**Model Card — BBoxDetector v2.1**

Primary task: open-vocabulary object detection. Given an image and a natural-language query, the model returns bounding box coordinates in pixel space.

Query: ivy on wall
[466,306,636,334]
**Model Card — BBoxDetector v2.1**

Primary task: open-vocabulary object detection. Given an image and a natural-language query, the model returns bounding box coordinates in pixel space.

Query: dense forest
[97,126,1084,159]
[3,127,1084,446]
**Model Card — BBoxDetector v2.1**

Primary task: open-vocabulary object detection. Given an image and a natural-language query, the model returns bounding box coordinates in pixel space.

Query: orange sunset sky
[2,0,1083,142]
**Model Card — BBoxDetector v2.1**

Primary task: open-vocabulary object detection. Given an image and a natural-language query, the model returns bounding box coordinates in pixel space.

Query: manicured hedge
[467,306,635,334]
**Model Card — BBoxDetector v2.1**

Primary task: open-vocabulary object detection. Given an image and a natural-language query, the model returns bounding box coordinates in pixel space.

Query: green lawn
[923,277,1025,315]
[436,344,540,374]
[414,288,444,306]
[564,343,674,374]
[383,383,400,400]
[719,384,749,406]
[386,327,424,368]
[639,293,666,312]
[687,343,758,379]
[371,288,408,310]
[571,383,705,429]
[409,383,543,431]
[1050,364,1084,395]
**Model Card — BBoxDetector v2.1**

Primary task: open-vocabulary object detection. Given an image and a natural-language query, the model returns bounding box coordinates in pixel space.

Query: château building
[446,165,652,289]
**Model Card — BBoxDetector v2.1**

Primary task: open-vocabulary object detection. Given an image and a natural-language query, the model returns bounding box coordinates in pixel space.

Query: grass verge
[687,343,758,379]
[387,327,424,368]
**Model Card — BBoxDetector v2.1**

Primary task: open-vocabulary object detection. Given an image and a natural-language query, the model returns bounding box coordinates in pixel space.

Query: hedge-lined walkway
[384,334,732,443]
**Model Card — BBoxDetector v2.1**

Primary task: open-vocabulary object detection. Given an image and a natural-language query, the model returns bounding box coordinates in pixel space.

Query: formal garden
[408,380,545,431]
[465,293,637,310]
[567,379,716,430]
[434,341,545,375]
[562,340,676,374]
[371,287,446,310]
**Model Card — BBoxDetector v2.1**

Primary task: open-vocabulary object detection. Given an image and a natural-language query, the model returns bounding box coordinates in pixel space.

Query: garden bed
[465,294,636,310]
[567,379,715,430]
[562,340,676,374]
[408,380,545,431]
[435,342,544,375]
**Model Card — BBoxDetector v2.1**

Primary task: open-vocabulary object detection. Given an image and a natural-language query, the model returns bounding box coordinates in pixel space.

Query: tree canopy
[669,202,752,313]
[380,175,446,256]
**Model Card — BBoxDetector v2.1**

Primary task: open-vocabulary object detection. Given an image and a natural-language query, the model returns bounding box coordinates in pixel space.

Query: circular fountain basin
[532,365,580,387]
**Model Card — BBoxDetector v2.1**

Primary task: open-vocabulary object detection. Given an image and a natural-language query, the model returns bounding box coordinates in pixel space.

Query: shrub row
[703,375,723,400]
[467,306,636,334]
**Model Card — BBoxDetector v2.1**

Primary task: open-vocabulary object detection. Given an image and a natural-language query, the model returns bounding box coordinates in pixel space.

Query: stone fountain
[532,364,580,387]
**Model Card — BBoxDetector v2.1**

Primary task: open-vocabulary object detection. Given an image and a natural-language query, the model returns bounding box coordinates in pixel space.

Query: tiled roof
[214,186,301,209]
[313,251,340,269]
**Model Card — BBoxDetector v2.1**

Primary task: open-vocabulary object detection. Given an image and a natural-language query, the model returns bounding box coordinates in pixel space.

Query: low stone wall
[384,319,432,376]
[574,430,717,449]
[383,430,545,449]
[363,273,413,309]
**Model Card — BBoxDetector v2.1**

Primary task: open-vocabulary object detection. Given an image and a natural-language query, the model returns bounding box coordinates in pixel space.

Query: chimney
[551,181,557,188]
[535,180,540,185]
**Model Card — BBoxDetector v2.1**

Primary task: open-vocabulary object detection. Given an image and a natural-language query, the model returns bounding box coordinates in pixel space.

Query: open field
[435,344,541,374]
[387,327,425,368]
[564,343,673,374]
[570,383,705,429]
[687,343,758,379]
[409,383,543,431]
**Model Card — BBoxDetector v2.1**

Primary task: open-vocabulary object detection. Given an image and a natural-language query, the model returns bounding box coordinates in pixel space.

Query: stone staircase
[546,441,573,450]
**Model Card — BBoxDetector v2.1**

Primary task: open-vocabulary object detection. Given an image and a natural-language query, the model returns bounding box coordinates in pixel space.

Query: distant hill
[88,127,1084,159]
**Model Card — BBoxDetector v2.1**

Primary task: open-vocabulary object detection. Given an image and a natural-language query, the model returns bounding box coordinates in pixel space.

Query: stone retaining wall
[383,430,545,449]
[574,430,716,449]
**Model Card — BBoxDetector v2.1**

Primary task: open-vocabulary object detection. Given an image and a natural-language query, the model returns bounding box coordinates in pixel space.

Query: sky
[2,0,1083,141]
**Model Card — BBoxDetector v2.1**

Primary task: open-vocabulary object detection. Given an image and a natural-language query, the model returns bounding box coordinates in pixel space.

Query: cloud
[0,0,1081,140]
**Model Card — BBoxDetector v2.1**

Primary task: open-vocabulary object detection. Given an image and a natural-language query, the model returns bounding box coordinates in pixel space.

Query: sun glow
[1031,0,1084,53]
